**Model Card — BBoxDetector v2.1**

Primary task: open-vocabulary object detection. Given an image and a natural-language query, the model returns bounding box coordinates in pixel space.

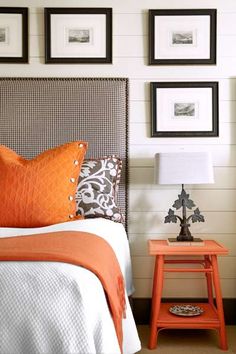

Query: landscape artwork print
[173,102,197,119]
[67,28,93,44]
[171,31,196,46]
[0,28,7,43]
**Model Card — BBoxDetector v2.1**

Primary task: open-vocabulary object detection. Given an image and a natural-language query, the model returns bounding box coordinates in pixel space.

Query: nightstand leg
[204,256,214,305]
[211,255,228,351]
[149,255,164,349]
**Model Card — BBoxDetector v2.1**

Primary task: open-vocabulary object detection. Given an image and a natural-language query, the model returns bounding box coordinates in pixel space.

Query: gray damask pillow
[75,156,123,222]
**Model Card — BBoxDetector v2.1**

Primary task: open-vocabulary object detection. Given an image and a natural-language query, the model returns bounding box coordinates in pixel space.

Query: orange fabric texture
[0,142,87,227]
[0,231,126,351]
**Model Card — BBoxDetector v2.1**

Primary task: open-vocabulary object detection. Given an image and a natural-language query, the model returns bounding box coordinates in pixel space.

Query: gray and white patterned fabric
[76,156,123,222]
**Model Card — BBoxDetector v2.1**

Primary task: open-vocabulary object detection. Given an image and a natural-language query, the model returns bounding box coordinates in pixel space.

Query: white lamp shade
[155,152,214,185]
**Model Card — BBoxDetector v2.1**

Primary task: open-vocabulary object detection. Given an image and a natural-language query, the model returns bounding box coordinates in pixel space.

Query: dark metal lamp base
[177,223,193,241]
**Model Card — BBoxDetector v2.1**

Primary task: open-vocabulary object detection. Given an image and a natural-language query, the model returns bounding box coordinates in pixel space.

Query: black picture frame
[45,7,112,64]
[0,7,28,63]
[149,9,217,65]
[151,82,219,137]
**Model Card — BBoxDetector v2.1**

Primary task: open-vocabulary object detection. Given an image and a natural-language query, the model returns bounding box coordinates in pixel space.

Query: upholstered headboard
[0,78,129,230]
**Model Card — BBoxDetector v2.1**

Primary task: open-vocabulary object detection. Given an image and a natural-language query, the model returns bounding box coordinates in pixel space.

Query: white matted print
[149,9,216,65]
[171,30,197,47]
[0,27,9,45]
[151,82,219,137]
[51,15,105,58]
[45,8,112,64]
[155,16,210,59]
[172,101,199,120]
[67,28,93,44]
[0,8,28,63]
[156,88,212,131]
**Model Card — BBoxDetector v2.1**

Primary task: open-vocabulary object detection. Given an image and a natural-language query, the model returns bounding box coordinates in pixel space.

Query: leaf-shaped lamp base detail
[164,184,205,242]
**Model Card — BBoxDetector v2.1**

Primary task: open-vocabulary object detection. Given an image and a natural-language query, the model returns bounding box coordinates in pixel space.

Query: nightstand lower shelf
[148,240,229,351]
[157,303,219,328]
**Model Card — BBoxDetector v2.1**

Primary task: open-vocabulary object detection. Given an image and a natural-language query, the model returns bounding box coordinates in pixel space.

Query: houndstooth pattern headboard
[0,78,129,231]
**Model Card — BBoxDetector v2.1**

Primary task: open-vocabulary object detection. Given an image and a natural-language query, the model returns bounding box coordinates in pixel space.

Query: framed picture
[45,8,112,64]
[151,82,219,137]
[149,9,217,65]
[0,7,28,63]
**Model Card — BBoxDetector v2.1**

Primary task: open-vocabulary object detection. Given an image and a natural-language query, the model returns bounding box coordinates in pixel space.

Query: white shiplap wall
[0,0,235,299]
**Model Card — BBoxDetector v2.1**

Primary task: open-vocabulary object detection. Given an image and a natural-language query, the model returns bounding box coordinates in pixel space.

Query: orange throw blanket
[0,231,126,352]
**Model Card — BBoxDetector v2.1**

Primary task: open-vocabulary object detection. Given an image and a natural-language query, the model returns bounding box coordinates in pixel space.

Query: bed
[0,78,141,354]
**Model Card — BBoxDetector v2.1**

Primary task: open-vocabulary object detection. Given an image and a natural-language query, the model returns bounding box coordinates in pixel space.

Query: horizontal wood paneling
[130,145,236,167]
[133,278,236,298]
[129,212,236,234]
[130,167,236,189]
[130,190,236,211]
[130,122,236,145]
[5,0,236,13]
[2,57,236,78]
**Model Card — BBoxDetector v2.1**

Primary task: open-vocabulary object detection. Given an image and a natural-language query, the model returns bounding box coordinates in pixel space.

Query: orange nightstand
[148,240,229,350]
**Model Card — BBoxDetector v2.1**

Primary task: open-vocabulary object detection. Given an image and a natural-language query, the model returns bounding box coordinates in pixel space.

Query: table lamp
[155,152,214,243]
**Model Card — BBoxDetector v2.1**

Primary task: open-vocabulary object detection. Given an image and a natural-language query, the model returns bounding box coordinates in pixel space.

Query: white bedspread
[0,219,141,354]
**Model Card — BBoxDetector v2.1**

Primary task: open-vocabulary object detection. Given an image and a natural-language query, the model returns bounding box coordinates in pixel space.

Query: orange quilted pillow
[0,141,88,227]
